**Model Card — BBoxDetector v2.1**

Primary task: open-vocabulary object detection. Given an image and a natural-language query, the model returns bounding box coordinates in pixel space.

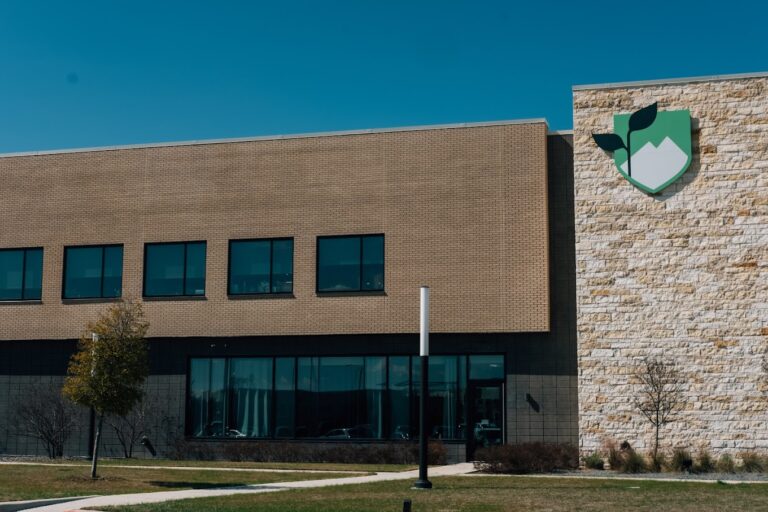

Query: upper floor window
[228,238,293,295]
[0,248,43,301]
[144,241,206,297]
[316,234,384,293]
[63,245,123,299]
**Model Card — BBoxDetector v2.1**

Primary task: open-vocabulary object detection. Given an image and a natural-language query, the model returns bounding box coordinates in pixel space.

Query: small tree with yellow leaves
[63,300,149,478]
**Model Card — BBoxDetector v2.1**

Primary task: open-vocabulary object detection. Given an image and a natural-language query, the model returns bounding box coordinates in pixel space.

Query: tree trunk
[91,414,103,479]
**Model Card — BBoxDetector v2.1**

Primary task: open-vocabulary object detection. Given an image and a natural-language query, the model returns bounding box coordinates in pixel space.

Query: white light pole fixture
[414,285,432,489]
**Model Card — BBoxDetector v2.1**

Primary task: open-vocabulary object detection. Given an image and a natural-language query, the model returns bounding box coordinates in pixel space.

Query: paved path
[24,463,476,511]
[0,461,368,474]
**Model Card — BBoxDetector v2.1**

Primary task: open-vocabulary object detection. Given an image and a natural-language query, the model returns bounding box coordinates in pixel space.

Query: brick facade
[0,122,550,340]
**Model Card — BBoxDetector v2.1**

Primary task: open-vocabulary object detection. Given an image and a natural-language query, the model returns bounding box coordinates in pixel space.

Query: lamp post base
[412,479,433,489]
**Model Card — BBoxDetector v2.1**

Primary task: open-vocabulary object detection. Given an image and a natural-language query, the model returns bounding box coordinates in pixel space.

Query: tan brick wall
[574,77,768,455]
[0,123,550,340]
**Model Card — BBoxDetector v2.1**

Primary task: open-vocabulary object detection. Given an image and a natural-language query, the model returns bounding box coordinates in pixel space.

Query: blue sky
[0,1,765,152]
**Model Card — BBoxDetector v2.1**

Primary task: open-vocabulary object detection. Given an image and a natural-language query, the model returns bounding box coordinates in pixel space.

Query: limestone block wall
[573,75,768,456]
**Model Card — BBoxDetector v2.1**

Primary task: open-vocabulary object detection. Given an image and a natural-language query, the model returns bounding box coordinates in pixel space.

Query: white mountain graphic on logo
[620,137,688,190]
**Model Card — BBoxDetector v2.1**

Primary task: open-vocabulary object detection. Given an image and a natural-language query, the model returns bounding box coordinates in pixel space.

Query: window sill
[316,290,387,297]
[0,300,43,306]
[62,298,121,305]
[228,293,295,300]
[143,295,207,302]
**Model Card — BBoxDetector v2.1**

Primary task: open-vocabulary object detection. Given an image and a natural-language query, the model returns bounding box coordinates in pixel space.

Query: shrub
[649,451,666,472]
[167,440,219,461]
[602,440,645,473]
[739,452,765,473]
[473,442,579,474]
[717,453,736,473]
[605,440,622,471]
[169,440,446,465]
[621,450,647,473]
[669,448,693,473]
[693,449,716,474]
[583,452,605,470]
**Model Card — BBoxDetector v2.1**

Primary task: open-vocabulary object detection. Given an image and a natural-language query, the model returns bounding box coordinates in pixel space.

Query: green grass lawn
[104,475,768,512]
[0,464,354,502]
[17,457,415,473]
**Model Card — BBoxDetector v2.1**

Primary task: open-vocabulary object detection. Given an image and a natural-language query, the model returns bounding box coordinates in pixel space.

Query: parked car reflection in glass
[473,421,502,447]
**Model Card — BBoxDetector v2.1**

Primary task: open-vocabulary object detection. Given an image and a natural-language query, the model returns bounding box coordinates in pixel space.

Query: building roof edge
[0,118,549,159]
[573,70,768,91]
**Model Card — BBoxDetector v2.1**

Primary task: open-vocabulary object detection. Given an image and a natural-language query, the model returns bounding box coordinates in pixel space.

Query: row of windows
[0,234,385,301]
[188,354,504,441]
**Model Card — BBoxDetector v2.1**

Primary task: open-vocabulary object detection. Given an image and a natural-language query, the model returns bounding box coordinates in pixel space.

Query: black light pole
[414,285,432,489]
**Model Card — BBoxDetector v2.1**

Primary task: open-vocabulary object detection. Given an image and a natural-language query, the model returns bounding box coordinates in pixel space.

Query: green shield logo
[593,103,692,194]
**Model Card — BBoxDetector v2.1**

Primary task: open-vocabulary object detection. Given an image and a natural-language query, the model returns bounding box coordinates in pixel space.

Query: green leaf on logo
[628,102,658,132]
[592,133,626,152]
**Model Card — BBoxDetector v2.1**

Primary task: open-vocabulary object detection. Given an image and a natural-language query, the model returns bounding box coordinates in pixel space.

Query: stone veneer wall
[574,76,768,456]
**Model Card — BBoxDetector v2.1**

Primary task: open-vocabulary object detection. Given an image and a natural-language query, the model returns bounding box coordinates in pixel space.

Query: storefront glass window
[274,357,295,438]
[189,358,226,437]
[188,354,498,442]
[228,358,272,438]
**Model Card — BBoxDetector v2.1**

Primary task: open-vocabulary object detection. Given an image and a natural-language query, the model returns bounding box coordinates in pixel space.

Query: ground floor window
[187,354,504,442]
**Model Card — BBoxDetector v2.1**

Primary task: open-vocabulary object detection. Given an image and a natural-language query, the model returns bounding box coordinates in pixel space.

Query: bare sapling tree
[633,357,687,464]
[13,383,80,458]
[63,300,149,478]
[108,392,155,458]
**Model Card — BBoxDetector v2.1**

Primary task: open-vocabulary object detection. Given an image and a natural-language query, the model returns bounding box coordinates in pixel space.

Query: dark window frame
[0,247,44,301]
[62,244,123,300]
[143,241,207,298]
[227,237,294,296]
[315,234,385,294]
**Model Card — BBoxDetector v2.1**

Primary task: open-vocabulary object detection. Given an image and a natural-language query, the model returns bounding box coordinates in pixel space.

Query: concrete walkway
[24,463,476,511]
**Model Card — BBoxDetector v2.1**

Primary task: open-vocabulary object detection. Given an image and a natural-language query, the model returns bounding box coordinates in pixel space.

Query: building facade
[575,73,768,456]
[0,121,577,461]
[2,70,765,462]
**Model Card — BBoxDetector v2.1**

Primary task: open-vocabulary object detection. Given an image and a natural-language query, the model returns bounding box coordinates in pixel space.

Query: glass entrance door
[467,383,504,460]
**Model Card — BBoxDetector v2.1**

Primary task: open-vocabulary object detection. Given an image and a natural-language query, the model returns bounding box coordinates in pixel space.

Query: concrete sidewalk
[24,463,476,511]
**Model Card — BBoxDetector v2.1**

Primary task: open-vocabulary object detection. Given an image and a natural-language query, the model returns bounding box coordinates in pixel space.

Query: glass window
[362,236,384,291]
[144,242,206,297]
[274,358,295,438]
[228,238,293,295]
[365,357,386,439]
[228,358,272,438]
[187,354,500,442]
[102,246,123,298]
[63,245,123,299]
[388,356,411,440]
[295,356,385,439]
[413,355,467,440]
[317,235,384,292]
[0,248,43,301]
[272,239,294,293]
[295,357,319,438]
[469,355,505,381]
[189,358,227,437]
